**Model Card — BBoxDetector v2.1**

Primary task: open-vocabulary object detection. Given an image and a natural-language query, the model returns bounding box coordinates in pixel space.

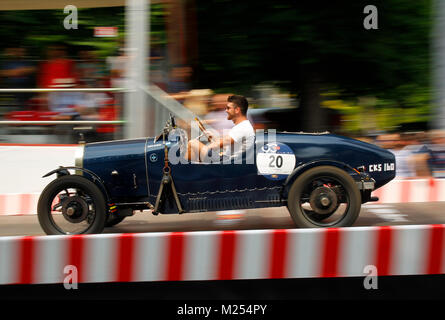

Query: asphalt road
[0,202,444,237]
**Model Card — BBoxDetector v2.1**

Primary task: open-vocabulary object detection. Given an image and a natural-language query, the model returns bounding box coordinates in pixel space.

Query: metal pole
[124,0,151,139]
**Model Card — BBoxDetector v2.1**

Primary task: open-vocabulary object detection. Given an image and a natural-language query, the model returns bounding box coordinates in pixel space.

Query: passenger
[187,94,255,163]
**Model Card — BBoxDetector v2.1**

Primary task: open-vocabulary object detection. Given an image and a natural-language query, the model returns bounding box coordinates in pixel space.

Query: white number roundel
[256,143,296,179]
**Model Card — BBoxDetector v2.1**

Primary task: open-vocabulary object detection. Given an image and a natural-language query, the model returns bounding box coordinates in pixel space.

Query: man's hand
[206,134,234,150]
[204,130,214,142]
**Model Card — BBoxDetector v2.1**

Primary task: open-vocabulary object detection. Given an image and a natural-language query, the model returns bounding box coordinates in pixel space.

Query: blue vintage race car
[37,115,395,235]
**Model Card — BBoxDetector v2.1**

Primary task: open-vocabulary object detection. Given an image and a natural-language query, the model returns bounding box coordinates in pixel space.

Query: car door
[146,134,285,212]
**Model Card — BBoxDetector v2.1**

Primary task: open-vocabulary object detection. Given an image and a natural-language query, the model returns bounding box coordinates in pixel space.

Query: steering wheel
[155,114,177,142]
[194,117,213,142]
[170,113,176,128]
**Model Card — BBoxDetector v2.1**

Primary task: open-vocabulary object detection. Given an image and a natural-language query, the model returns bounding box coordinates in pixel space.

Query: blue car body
[74,131,395,214]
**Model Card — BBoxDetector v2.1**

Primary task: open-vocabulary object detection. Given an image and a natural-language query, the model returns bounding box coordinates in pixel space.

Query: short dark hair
[227,95,248,115]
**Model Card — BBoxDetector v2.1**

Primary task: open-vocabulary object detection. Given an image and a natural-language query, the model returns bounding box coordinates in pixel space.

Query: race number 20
[268,154,283,168]
[256,143,296,179]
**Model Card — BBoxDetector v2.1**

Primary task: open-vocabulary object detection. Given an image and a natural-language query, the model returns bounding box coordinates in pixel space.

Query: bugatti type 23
[37,116,395,235]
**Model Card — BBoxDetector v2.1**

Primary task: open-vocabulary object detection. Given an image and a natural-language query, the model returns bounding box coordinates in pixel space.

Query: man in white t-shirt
[187,95,255,162]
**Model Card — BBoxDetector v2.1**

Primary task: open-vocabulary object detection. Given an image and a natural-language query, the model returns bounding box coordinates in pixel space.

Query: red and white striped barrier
[0,179,443,216]
[0,193,40,216]
[373,178,445,203]
[0,224,444,285]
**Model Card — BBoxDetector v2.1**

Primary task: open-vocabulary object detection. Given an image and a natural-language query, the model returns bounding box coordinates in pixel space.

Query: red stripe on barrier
[68,235,85,283]
[217,231,237,280]
[166,232,185,281]
[269,229,288,279]
[116,233,135,282]
[19,194,32,215]
[427,224,444,275]
[321,228,341,277]
[400,180,411,203]
[0,194,6,215]
[18,236,35,284]
[376,226,393,276]
[428,178,439,202]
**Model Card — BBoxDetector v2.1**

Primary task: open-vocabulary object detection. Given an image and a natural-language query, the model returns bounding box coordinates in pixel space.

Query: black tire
[105,215,126,227]
[37,175,107,235]
[287,166,361,228]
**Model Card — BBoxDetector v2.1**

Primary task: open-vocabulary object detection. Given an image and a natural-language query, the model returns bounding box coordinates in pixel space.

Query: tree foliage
[0,5,166,59]
[194,0,432,130]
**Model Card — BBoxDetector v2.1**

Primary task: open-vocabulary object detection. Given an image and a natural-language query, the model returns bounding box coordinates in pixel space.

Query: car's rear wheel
[287,166,361,228]
[37,175,107,235]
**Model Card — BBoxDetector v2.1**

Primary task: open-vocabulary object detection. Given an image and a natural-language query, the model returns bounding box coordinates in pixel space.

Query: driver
[187,95,255,162]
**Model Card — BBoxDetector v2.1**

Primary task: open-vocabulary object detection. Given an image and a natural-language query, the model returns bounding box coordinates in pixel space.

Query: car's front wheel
[287,166,361,228]
[37,175,107,235]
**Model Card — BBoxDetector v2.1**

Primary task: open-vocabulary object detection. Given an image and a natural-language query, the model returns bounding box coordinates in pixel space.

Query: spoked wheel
[37,175,107,235]
[287,166,361,228]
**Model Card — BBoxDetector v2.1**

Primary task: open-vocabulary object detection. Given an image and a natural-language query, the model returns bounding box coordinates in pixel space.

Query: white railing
[0,88,125,93]
[0,120,125,125]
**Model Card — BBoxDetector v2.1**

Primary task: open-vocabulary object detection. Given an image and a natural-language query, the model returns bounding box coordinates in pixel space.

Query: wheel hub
[61,196,89,223]
[309,186,338,215]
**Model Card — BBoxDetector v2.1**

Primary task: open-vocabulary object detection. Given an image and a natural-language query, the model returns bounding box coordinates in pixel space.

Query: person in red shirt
[37,45,77,89]
[36,45,79,117]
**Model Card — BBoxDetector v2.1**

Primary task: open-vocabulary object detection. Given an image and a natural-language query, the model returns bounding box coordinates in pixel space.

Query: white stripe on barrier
[35,235,66,284]
[184,231,218,281]
[235,230,270,280]
[0,237,18,285]
[286,229,322,279]
[133,232,167,283]
[392,226,428,276]
[437,179,445,202]
[339,227,376,278]
[84,234,118,284]
[411,180,428,203]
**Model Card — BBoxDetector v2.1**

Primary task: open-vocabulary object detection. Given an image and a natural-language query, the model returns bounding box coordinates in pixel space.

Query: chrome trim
[74,145,85,176]
[74,145,85,168]
[144,137,151,197]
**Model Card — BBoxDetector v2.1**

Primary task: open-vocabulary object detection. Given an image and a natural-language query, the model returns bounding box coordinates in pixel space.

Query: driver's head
[226,95,248,121]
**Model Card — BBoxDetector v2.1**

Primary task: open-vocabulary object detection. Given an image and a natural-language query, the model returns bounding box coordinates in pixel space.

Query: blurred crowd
[0,44,122,142]
[362,130,445,179]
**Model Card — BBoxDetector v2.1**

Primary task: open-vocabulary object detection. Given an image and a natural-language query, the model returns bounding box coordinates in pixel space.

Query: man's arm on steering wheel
[206,134,234,150]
